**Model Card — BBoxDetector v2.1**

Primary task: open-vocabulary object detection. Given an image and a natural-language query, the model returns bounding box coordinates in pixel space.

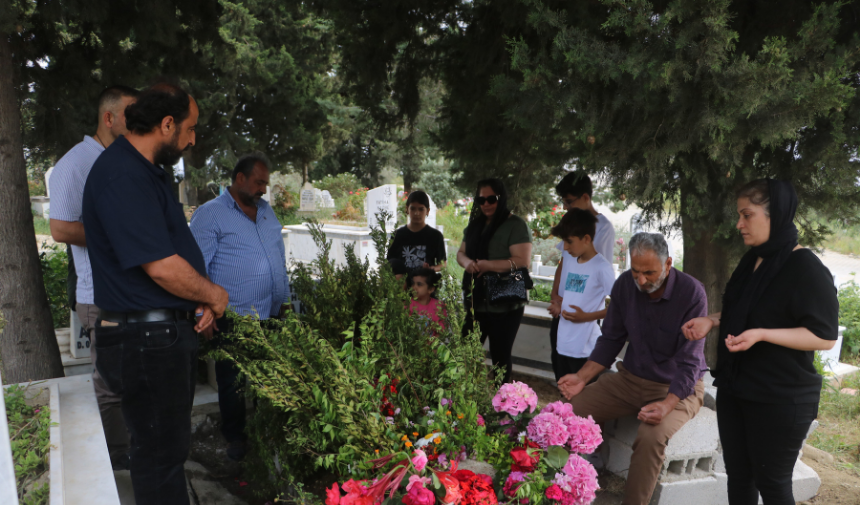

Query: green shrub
[32,213,51,236]
[315,173,362,199]
[436,203,469,244]
[209,220,496,494]
[28,180,46,197]
[4,385,52,504]
[838,279,860,359]
[39,243,70,328]
[532,237,562,267]
[530,283,553,303]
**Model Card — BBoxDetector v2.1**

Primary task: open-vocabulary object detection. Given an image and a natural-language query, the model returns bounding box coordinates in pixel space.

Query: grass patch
[33,214,50,236]
[437,203,469,245]
[811,373,860,472]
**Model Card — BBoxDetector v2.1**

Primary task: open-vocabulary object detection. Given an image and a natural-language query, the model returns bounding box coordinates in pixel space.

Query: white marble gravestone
[366,184,398,231]
[44,166,55,198]
[320,190,335,208]
[300,183,316,211]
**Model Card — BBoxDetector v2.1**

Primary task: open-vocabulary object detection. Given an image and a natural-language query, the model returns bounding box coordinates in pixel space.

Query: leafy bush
[5,385,51,504]
[316,173,362,199]
[39,243,70,328]
[530,283,553,303]
[529,205,563,240]
[532,237,562,268]
[838,279,860,359]
[209,220,496,494]
[28,179,46,197]
[414,158,467,205]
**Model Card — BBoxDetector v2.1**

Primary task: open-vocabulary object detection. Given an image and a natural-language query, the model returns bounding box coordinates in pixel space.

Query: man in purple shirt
[559,232,707,505]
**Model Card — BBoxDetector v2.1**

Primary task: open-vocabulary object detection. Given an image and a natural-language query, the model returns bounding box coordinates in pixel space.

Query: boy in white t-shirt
[549,172,616,378]
[549,209,616,380]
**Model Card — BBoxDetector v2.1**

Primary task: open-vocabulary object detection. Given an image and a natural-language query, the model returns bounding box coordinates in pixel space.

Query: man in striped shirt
[48,84,138,470]
[190,152,290,461]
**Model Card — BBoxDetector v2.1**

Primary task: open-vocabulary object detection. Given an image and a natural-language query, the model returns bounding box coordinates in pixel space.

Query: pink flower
[412,449,429,471]
[326,483,341,505]
[541,401,575,420]
[552,454,599,505]
[564,415,602,455]
[545,484,563,501]
[402,483,435,505]
[477,414,485,427]
[502,471,526,497]
[492,382,538,416]
[406,475,432,492]
[437,454,448,468]
[526,412,569,448]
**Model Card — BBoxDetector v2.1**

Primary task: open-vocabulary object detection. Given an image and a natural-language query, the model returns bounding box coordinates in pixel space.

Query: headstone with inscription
[300,183,317,211]
[44,167,55,198]
[366,184,398,231]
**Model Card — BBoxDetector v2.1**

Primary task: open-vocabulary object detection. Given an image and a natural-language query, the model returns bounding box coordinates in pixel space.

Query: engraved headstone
[321,190,335,208]
[366,184,398,231]
[300,183,317,211]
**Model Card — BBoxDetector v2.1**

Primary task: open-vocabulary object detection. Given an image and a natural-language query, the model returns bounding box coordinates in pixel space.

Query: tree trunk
[0,36,65,384]
[302,160,309,185]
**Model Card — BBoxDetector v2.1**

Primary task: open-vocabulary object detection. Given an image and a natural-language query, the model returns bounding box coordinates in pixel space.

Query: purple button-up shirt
[590,268,708,399]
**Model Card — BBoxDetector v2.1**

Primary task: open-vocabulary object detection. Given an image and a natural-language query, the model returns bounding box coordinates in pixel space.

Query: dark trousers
[550,316,594,382]
[95,318,198,505]
[213,317,247,443]
[464,307,525,384]
[716,389,818,505]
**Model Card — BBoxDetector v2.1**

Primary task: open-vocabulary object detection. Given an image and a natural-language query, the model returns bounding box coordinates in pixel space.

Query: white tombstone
[320,190,335,208]
[300,183,316,211]
[44,166,55,198]
[366,184,398,231]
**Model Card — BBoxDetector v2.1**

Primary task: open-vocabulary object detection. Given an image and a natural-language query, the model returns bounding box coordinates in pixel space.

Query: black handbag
[483,260,534,305]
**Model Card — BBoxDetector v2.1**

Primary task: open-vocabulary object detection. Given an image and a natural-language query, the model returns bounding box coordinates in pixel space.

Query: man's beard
[153,133,185,167]
[634,266,668,294]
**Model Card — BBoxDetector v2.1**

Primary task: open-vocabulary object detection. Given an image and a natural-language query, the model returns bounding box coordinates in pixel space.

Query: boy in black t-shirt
[386,191,447,278]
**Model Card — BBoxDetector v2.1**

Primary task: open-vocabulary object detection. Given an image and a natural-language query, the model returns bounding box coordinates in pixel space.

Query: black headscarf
[462,178,511,296]
[714,179,799,378]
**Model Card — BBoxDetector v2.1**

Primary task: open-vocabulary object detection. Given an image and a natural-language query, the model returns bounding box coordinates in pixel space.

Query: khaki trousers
[77,303,130,464]
[570,363,704,505]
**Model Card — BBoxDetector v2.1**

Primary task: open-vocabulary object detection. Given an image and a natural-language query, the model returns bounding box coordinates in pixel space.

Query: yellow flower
[425,434,435,440]
[446,411,451,416]
[401,435,408,441]
[375,449,380,454]
[405,441,413,448]
[457,413,464,420]
[413,432,419,437]
[434,437,442,444]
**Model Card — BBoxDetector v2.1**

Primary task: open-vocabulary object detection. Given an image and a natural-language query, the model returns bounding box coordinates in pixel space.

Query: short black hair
[555,171,593,199]
[231,152,270,182]
[97,85,138,113]
[124,82,192,135]
[408,267,441,290]
[405,190,430,209]
[551,208,597,242]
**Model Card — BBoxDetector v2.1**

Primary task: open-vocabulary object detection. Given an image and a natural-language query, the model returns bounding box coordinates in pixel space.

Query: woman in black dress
[682,179,838,505]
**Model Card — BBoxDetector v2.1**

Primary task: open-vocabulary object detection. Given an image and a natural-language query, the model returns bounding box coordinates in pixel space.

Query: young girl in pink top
[408,268,447,331]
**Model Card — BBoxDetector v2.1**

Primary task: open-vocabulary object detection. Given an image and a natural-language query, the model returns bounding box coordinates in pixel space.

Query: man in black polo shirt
[82,83,228,505]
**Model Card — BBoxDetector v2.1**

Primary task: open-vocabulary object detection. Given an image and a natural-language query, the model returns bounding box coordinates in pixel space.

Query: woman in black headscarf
[682,179,838,505]
[456,178,533,383]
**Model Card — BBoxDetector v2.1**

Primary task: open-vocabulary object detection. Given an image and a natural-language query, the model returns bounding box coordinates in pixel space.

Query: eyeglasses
[476,195,500,205]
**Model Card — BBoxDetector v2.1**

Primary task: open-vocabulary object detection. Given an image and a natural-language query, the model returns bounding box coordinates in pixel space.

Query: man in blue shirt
[83,82,228,505]
[190,152,290,461]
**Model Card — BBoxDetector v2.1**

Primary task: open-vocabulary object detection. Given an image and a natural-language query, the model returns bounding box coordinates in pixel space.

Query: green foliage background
[38,244,69,329]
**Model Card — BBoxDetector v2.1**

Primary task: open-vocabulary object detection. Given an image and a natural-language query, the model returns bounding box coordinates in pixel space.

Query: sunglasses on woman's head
[476,195,500,205]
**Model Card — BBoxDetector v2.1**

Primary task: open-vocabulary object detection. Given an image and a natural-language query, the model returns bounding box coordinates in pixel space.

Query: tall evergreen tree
[321,0,860,363]
[0,0,220,383]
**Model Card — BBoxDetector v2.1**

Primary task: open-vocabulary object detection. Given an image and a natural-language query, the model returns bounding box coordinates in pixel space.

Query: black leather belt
[99,309,196,324]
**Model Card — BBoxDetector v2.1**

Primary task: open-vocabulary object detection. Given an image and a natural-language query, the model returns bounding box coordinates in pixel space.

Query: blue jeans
[95,318,198,505]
